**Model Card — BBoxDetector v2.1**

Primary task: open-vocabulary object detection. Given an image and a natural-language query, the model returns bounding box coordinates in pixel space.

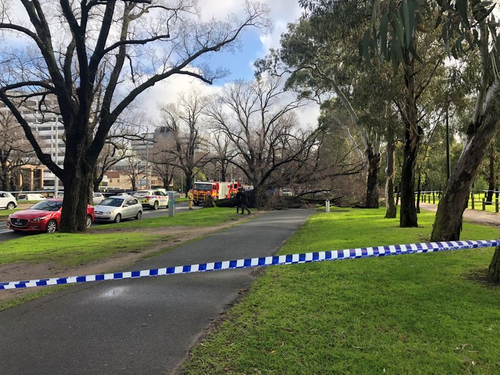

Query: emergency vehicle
[191,181,241,205]
[135,189,169,210]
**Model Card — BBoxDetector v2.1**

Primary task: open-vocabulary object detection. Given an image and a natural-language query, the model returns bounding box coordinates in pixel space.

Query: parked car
[17,193,46,201]
[135,189,169,210]
[7,199,94,233]
[0,191,17,210]
[92,192,105,205]
[94,196,143,223]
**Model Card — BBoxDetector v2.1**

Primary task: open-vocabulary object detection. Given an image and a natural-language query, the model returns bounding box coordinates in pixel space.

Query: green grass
[0,232,161,267]
[181,208,500,374]
[0,208,241,266]
[93,207,243,229]
[0,209,18,221]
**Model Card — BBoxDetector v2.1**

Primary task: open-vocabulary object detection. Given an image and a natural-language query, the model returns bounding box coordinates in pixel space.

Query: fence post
[496,196,499,213]
[471,192,475,210]
[482,198,486,211]
[325,200,330,213]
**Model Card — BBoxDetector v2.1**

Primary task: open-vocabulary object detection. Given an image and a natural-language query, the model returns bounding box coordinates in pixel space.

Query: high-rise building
[0,95,64,190]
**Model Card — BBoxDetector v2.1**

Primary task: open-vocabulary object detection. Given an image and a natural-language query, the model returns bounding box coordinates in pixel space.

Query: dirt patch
[463,268,500,289]
[0,213,264,304]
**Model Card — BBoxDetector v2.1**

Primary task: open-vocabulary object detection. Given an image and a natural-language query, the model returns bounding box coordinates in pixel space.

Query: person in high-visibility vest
[187,190,194,210]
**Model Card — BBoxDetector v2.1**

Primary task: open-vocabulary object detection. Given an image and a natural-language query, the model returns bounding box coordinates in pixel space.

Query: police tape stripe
[0,239,498,290]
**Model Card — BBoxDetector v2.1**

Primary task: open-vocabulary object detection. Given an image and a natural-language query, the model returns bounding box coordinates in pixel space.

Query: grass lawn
[0,232,162,267]
[0,209,18,221]
[93,207,243,229]
[0,207,241,267]
[181,208,500,374]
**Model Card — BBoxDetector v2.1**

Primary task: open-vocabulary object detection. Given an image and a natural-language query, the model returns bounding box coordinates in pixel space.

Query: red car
[7,199,95,233]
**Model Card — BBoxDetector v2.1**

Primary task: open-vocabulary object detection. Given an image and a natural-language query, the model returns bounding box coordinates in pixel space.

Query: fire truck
[191,181,241,206]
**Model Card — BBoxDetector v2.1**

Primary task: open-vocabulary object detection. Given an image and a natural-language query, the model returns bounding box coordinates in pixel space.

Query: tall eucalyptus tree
[362,0,500,281]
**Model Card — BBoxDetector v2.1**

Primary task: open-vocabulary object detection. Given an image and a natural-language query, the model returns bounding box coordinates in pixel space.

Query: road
[0,201,197,241]
[0,209,312,374]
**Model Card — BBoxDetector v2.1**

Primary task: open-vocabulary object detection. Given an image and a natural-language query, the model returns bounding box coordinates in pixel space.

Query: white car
[135,189,169,210]
[0,191,17,210]
[17,193,46,201]
[94,196,143,223]
[92,192,105,205]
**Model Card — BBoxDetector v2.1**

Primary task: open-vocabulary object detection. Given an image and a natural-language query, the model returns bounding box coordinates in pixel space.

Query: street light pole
[54,116,59,198]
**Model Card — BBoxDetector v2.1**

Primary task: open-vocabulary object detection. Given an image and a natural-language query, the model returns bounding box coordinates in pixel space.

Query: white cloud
[132,74,222,125]
[137,1,311,120]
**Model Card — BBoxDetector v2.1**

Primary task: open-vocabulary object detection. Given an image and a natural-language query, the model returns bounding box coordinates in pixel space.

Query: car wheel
[86,215,92,228]
[153,201,159,210]
[114,214,122,223]
[6,202,15,210]
[46,219,57,233]
[135,211,142,220]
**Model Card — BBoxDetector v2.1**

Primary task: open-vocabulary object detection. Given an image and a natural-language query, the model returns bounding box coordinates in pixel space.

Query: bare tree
[122,155,147,192]
[93,117,146,192]
[0,110,35,190]
[0,0,268,231]
[157,92,211,196]
[149,136,178,190]
[205,77,322,205]
[207,132,238,181]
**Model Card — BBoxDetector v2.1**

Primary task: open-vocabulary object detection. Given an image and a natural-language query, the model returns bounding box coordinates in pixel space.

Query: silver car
[94,196,143,223]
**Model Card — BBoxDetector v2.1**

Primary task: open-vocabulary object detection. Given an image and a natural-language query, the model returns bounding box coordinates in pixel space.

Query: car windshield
[99,198,124,207]
[31,200,62,211]
[194,183,212,191]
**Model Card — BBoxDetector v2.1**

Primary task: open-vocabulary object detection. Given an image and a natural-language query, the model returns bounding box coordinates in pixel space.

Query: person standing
[240,189,251,215]
[235,188,243,214]
[188,190,194,210]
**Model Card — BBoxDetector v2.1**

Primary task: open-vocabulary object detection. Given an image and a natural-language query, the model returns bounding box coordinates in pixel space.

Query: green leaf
[408,44,423,64]
[380,14,388,57]
[362,30,373,68]
[403,1,411,47]
[455,0,470,28]
[434,15,442,29]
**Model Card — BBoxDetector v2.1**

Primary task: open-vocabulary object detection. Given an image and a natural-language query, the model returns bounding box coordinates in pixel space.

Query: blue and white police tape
[1,239,498,290]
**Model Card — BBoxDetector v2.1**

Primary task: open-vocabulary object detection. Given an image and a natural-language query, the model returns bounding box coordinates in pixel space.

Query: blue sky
[202,30,265,83]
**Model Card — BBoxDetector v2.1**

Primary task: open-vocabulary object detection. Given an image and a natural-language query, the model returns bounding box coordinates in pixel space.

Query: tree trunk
[399,51,420,228]
[486,144,495,203]
[93,170,103,193]
[365,145,380,208]
[60,166,93,232]
[431,83,500,241]
[185,172,193,197]
[416,172,421,213]
[488,246,500,283]
[385,126,397,218]
[399,126,421,227]
[0,160,7,191]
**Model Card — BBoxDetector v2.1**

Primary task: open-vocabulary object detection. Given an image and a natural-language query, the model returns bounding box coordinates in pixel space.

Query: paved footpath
[420,203,500,226]
[0,209,313,375]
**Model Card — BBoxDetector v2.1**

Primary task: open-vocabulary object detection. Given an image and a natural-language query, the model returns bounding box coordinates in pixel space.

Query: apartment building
[0,95,64,190]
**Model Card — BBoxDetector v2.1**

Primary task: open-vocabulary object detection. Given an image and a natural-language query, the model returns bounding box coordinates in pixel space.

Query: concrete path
[0,209,313,375]
[420,203,500,227]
